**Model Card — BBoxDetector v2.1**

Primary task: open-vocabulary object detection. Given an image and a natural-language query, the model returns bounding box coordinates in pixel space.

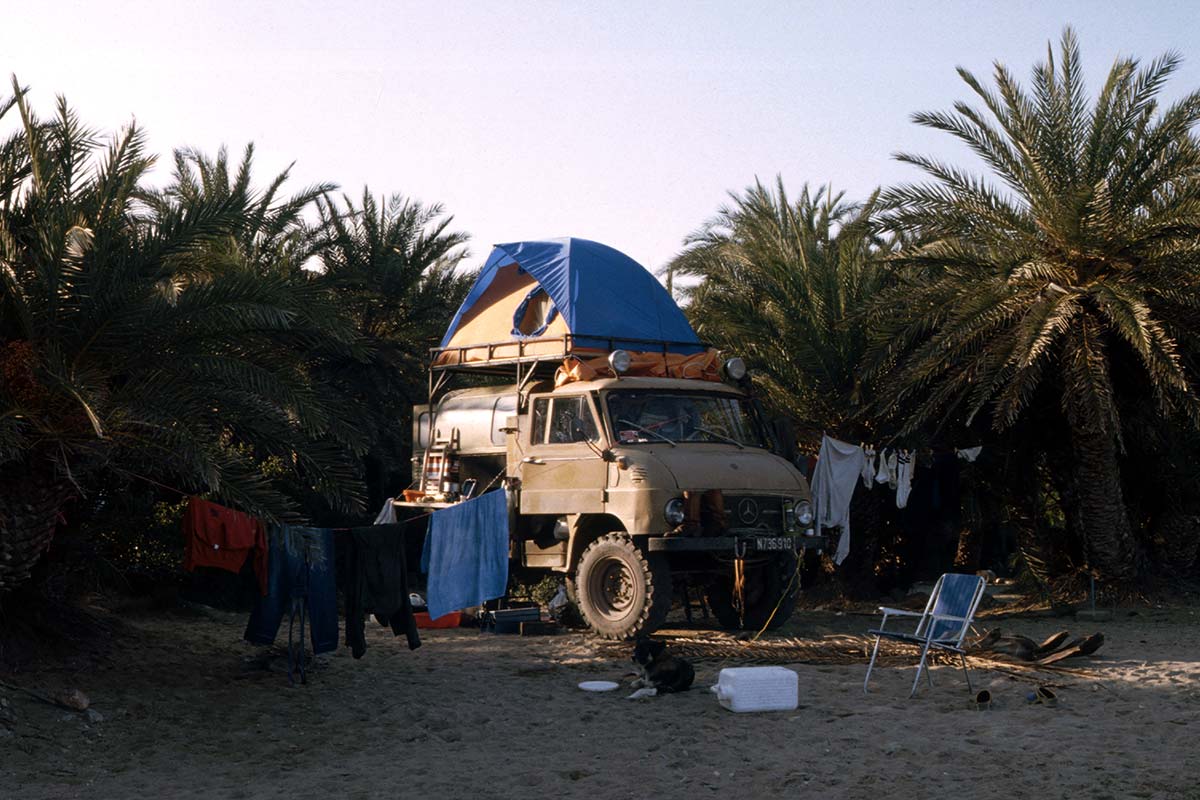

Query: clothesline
[179,489,509,682]
[809,435,983,566]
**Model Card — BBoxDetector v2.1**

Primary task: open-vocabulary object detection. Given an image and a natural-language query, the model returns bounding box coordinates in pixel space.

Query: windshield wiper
[617,418,677,447]
[694,427,745,449]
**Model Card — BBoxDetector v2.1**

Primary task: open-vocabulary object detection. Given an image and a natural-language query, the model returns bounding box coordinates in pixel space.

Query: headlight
[723,357,747,381]
[664,497,685,526]
[796,500,814,527]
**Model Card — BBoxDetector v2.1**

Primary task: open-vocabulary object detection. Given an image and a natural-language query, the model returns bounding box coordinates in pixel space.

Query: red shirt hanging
[182,497,268,595]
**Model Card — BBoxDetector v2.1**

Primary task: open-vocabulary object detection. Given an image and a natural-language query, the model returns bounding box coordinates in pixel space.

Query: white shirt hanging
[811,435,865,565]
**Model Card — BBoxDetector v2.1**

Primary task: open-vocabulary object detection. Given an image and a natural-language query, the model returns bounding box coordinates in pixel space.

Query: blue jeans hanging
[244,526,339,664]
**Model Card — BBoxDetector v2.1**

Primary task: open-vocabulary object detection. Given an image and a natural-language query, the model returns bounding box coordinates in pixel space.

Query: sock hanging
[874,448,891,485]
[861,445,876,488]
[896,450,914,509]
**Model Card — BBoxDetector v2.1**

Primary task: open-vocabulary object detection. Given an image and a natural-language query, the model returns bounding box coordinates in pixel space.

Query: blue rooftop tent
[435,238,704,368]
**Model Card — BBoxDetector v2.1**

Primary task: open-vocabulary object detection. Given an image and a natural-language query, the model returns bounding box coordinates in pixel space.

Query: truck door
[518,393,608,514]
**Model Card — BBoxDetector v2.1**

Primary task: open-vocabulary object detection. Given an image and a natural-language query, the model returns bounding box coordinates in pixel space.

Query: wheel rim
[589,557,636,622]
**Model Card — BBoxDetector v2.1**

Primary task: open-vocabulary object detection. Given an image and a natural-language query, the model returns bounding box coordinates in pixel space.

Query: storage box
[710,666,799,712]
[485,607,541,634]
[414,611,462,629]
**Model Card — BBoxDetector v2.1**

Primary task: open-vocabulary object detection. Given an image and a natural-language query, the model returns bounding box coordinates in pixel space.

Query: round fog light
[609,349,632,374]
[796,500,813,527]
[664,498,685,526]
[724,357,747,381]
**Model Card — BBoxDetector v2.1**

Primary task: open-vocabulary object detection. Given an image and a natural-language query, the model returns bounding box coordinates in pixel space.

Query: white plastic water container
[710,667,799,712]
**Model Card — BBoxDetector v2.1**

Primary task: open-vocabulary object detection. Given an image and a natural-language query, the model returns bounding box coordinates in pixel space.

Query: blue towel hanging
[422,490,510,619]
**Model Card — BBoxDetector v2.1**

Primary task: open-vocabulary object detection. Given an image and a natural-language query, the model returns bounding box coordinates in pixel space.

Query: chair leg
[864,634,883,693]
[960,653,973,693]
[910,639,934,698]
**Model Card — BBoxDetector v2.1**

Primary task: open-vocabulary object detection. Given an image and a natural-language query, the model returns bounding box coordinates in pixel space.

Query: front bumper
[646,532,826,554]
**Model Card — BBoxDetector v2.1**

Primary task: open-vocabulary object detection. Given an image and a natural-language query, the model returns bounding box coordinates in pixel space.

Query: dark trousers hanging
[344,524,421,659]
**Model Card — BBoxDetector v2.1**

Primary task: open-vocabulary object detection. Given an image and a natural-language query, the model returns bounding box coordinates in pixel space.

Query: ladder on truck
[419,427,461,496]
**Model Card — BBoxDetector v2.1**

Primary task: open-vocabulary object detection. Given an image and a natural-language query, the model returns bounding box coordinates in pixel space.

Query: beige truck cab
[413,363,820,639]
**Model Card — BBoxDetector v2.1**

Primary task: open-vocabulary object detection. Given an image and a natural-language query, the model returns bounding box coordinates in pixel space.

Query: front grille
[724,495,784,530]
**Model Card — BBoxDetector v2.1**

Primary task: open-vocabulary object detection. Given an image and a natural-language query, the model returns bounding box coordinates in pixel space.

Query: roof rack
[426,333,713,407]
[428,333,708,375]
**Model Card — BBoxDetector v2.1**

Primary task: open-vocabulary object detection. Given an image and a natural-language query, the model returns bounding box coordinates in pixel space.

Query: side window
[531,398,550,444]
[548,396,599,444]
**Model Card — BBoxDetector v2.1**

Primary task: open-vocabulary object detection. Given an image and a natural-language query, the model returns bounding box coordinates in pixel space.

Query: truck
[403,238,822,639]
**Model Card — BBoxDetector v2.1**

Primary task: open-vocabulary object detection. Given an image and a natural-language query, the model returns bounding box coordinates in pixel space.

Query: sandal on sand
[973,690,992,710]
[1026,686,1058,707]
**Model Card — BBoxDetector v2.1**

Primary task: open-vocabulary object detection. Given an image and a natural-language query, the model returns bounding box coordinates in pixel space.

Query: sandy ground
[2,599,1199,800]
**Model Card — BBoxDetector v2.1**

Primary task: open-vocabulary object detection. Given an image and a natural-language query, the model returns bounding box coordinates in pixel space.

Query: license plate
[753,537,792,552]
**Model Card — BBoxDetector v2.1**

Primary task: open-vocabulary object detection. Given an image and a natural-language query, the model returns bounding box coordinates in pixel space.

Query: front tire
[705,552,800,632]
[573,533,672,640]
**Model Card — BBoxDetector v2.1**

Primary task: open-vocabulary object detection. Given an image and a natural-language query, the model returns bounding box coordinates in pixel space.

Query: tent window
[512,286,558,337]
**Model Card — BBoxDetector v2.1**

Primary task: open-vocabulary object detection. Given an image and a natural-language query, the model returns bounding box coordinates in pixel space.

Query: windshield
[605,391,769,448]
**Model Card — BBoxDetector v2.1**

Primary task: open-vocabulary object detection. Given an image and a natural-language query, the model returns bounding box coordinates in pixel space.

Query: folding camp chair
[863,573,988,698]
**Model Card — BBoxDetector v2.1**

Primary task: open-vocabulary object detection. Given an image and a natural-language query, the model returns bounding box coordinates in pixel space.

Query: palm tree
[310,190,472,509]
[670,178,890,438]
[153,143,333,276]
[872,29,1200,584]
[0,82,364,593]
[669,179,897,598]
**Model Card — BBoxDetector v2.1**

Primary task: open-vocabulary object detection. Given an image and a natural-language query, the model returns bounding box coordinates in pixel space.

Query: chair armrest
[872,607,923,635]
[927,613,969,623]
[878,607,923,617]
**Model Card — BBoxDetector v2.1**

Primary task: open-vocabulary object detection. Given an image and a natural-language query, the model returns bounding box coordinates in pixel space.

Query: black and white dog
[628,638,695,699]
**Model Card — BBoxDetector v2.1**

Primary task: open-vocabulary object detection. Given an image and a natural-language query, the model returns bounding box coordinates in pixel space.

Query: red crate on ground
[414,611,462,629]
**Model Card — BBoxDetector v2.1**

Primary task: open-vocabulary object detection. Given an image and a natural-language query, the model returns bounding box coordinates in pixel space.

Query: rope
[733,555,746,628]
[748,554,804,643]
[123,470,191,498]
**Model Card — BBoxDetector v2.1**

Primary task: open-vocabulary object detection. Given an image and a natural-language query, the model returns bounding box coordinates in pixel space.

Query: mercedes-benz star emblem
[737,498,759,525]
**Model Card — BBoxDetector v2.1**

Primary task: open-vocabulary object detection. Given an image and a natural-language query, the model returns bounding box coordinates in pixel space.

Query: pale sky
[6,1,1200,274]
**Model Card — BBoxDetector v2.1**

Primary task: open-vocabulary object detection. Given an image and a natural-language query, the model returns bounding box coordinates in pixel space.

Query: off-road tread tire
[574,532,672,640]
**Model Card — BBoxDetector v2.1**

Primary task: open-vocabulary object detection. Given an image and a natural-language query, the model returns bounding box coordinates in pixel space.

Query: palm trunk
[953,463,984,571]
[1067,418,1136,583]
[0,469,72,594]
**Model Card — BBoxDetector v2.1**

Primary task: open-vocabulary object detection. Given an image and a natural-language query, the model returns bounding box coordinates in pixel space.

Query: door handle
[522,456,546,465]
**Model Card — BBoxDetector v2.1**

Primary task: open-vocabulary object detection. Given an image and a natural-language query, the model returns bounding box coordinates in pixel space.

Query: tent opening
[512,286,558,337]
